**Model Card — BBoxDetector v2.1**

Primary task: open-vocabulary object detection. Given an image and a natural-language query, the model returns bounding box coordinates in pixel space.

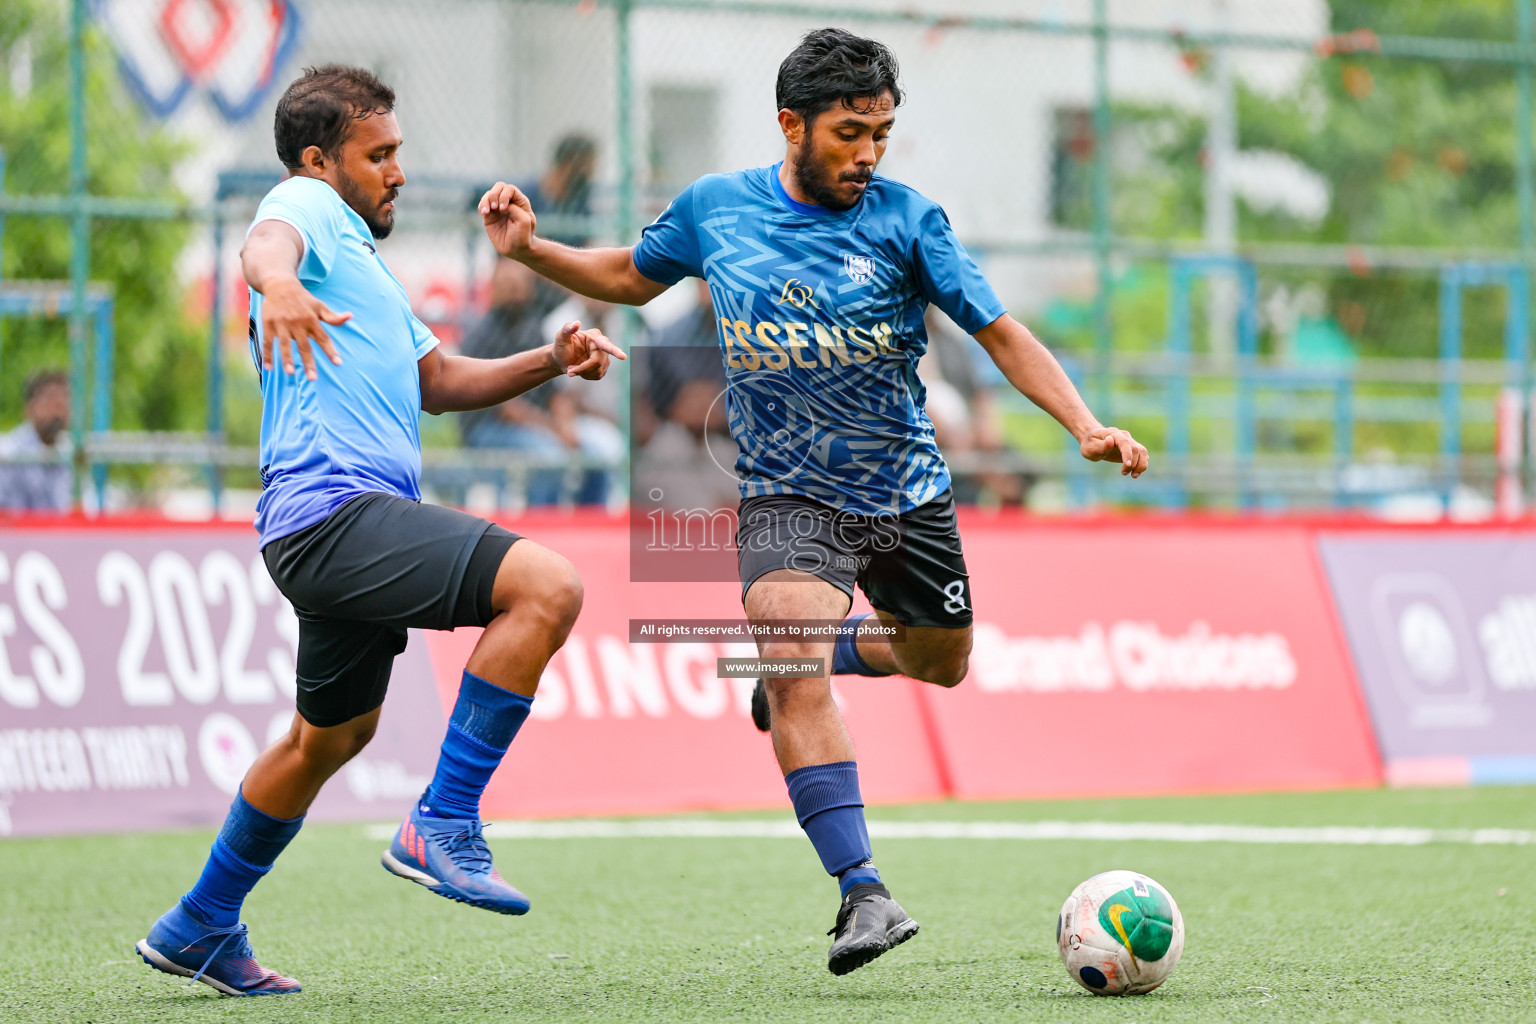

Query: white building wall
[160,0,1328,316]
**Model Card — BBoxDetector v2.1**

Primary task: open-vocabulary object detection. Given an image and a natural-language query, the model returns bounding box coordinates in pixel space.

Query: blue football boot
[381,803,530,915]
[136,901,301,996]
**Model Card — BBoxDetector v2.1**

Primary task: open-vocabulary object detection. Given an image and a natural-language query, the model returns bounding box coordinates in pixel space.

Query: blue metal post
[1090,0,1114,418]
[1333,373,1354,508]
[1167,263,1192,508]
[1235,261,1259,508]
[207,201,226,514]
[0,148,6,383]
[67,0,90,510]
[1520,0,1536,500]
[615,0,637,509]
[1502,264,1531,509]
[1167,254,1259,508]
[92,296,114,510]
[1438,266,1463,499]
[1506,264,1531,367]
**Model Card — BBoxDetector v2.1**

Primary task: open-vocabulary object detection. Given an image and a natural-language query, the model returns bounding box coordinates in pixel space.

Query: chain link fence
[3,0,1535,516]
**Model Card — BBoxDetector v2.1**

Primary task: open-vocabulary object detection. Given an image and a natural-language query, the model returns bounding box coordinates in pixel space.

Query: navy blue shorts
[735,489,972,629]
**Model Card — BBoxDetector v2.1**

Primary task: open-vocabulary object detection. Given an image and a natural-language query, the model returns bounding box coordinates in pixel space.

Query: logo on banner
[95,0,302,121]
[1396,602,1459,686]
[198,713,258,794]
[1368,573,1490,728]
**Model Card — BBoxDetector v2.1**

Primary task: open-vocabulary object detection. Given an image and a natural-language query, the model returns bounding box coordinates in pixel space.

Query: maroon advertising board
[0,527,445,837]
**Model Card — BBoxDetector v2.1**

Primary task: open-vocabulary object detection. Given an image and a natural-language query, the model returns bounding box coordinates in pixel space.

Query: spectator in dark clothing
[459,259,621,505]
[644,282,728,437]
[633,279,738,510]
[520,134,598,247]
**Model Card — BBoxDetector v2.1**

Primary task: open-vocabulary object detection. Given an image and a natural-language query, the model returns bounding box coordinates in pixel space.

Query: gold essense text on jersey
[717,316,900,371]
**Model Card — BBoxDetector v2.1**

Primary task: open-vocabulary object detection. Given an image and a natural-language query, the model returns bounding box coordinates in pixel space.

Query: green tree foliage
[1042,2,1525,363]
[1237,1,1523,361]
[0,0,204,431]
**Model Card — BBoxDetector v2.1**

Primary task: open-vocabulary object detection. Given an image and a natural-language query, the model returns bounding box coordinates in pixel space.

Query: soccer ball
[1057,870,1184,996]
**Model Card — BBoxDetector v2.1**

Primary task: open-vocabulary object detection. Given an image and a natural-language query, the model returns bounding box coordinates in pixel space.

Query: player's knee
[903,650,969,688]
[293,715,376,771]
[343,716,379,753]
[497,546,584,636]
[765,674,833,712]
[926,655,969,688]
[535,559,584,635]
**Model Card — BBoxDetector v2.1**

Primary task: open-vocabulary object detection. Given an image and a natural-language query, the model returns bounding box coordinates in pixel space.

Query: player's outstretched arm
[241,220,350,381]
[973,314,1149,478]
[417,320,625,415]
[478,182,669,307]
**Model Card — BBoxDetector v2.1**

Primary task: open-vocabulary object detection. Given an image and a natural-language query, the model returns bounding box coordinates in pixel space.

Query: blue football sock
[838,859,883,892]
[182,789,304,928]
[785,760,882,895]
[420,670,533,820]
[832,614,889,677]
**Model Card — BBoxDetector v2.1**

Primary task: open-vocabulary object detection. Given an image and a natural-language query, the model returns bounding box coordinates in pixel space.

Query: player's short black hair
[23,369,67,403]
[273,64,396,170]
[775,28,903,126]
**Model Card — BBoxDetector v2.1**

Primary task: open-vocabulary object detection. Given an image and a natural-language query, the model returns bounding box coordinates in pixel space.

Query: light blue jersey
[247,176,439,547]
[633,164,1006,515]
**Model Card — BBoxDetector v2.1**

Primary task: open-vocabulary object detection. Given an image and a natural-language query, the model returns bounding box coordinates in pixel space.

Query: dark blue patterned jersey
[632,163,1006,515]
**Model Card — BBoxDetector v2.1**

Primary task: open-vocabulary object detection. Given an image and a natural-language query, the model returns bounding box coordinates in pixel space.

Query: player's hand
[551,320,626,380]
[260,276,348,381]
[479,181,537,259]
[1080,426,1149,478]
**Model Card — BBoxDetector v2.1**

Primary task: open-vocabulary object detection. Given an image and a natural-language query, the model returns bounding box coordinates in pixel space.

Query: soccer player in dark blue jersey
[480,28,1147,975]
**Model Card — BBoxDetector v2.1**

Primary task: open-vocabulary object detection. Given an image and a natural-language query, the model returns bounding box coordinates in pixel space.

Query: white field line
[362,819,1536,846]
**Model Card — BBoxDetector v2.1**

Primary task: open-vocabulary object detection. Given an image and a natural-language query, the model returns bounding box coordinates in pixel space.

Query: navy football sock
[182,789,304,928]
[420,670,533,820]
[838,859,883,893]
[785,760,882,895]
[832,614,889,677]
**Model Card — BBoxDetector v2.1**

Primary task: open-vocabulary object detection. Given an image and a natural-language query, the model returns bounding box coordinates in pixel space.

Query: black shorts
[262,492,520,728]
[735,489,972,629]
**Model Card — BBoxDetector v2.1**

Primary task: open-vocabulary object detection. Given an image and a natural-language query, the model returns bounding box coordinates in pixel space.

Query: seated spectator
[458,259,620,506]
[646,281,729,435]
[633,279,739,511]
[0,370,72,512]
[521,133,597,247]
[539,288,626,505]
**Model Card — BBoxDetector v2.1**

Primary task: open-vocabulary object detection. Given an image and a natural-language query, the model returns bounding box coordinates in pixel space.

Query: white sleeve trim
[415,334,442,360]
[244,215,309,264]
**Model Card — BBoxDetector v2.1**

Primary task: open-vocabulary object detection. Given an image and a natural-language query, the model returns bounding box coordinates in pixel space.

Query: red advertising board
[924,520,1382,798]
[0,511,1390,836]
[419,520,947,818]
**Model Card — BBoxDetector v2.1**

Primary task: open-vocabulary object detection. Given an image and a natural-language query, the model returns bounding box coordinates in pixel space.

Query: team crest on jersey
[844,254,876,285]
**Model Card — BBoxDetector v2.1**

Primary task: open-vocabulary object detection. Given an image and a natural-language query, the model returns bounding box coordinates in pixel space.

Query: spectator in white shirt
[0,370,72,512]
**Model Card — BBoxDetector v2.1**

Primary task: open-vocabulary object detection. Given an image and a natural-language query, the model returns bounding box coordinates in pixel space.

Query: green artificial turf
[2,787,1534,1023]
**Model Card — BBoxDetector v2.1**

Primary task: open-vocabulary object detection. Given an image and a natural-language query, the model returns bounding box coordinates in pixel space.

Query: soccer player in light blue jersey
[481,29,1148,975]
[136,65,623,996]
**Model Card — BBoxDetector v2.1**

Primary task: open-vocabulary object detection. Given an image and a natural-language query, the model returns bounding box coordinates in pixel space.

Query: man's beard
[791,137,873,212]
[335,168,397,239]
[35,417,66,446]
